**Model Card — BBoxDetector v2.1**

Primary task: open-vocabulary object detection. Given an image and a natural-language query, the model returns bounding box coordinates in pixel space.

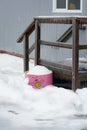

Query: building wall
[0,0,52,53]
[0,0,87,61]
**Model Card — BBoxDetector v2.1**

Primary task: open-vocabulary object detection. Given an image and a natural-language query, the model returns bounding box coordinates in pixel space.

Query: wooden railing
[17,20,35,43]
[34,16,87,91]
[57,24,86,42]
[17,16,87,91]
[17,20,35,71]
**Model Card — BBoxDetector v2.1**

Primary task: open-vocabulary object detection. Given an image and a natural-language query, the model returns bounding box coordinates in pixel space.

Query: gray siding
[0,0,87,61]
[0,0,52,53]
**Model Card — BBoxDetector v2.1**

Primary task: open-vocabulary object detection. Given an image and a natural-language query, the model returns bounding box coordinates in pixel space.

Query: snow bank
[0,54,87,130]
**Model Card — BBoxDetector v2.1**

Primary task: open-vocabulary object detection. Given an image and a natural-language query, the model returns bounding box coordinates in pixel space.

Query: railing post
[24,33,29,72]
[72,18,79,91]
[35,20,40,65]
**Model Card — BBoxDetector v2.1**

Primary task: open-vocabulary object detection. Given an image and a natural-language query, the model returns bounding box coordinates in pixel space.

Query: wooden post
[72,18,79,91]
[35,20,40,65]
[24,33,29,72]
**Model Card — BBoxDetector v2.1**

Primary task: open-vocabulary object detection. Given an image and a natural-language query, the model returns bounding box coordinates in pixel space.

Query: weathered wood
[17,20,35,43]
[17,16,87,90]
[29,43,35,54]
[79,18,87,24]
[79,72,87,81]
[72,18,79,91]
[35,16,87,24]
[40,40,72,49]
[57,24,86,42]
[35,20,40,65]
[39,59,87,88]
[79,45,87,49]
[39,59,72,83]
[39,59,72,72]
[34,17,73,24]
[57,26,72,42]
[24,34,29,72]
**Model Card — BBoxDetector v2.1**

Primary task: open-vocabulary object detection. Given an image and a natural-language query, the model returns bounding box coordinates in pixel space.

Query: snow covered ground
[0,54,87,130]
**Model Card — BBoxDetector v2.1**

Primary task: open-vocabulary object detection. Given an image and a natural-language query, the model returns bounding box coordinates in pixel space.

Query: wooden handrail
[57,26,72,42]
[40,40,72,49]
[57,25,86,42]
[34,17,73,24]
[17,20,35,71]
[17,20,35,43]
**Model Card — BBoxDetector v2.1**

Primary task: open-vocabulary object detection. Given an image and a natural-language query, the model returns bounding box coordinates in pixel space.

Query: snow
[28,65,52,75]
[35,15,87,19]
[0,54,87,130]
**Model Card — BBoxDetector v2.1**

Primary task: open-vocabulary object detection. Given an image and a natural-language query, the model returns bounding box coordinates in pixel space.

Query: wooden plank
[39,59,72,72]
[24,34,29,72]
[35,20,40,65]
[79,45,87,49]
[34,17,73,24]
[40,40,72,49]
[57,24,86,42]
[72,18,79,91]
[79,18,87,24]
[17,20,35,43]
[29,42,35,54]
[35,17,87,24]
[39,59,72,81]
[57,26,72,42]
[79,72,87,81]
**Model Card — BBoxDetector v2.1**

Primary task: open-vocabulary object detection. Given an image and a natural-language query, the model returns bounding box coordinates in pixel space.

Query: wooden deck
[17,16,87,91]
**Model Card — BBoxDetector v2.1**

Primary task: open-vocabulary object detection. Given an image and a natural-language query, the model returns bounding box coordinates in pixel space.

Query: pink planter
[26,72,52,89]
